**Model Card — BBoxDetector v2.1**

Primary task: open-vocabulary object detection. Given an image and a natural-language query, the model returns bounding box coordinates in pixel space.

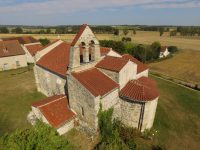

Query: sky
[0,0,200,26]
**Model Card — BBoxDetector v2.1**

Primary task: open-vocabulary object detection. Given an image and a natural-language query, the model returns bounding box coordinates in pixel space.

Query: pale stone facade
[32,24,159,135]
[34,65,66,96]
[0,55,27,71]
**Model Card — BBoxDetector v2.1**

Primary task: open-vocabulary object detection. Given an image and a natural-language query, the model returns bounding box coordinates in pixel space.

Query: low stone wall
[150,71,200,91]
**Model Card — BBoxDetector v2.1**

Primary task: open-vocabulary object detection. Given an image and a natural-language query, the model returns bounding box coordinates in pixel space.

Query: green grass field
[0,67,45,136]
[152,75,200,150]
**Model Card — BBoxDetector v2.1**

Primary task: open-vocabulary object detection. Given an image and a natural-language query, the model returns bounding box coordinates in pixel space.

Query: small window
[16,61,20,67]
[89,54,91,61]
[80,55,83,63]
[81,107,84,116]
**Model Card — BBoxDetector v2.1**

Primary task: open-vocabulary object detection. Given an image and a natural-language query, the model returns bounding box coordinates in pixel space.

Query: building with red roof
[0,40,27,71]
[159,46,170,58]
[30,24,159,135]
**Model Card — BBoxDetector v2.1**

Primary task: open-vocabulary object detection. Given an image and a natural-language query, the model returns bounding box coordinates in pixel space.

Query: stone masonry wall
[34,65,66,96]
[120,98,142,128]
[142,98,158,131]
[67,74,100,129]
[0,54,27,71]
[98,68,119,83]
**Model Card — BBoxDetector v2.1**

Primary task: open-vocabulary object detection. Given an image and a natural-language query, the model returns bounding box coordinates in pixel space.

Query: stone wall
[107,50,122,58]
[34,65,66,96]
[98,68,119,83]
[119,98,142,129]
[119,61,137,89]
[67,74,100,129]
[57,119,75,135]
[136,69,149,79]
[0,54,27,71]
[101,88,119,111]
[142,98,158,131]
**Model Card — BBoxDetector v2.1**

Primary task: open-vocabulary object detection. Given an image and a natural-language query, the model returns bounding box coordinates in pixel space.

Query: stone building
[0,40,27,71]
[30,24,159,135]
[159,46,170,58]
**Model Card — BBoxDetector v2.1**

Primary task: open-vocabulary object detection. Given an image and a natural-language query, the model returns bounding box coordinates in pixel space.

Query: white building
[159,46,170,58]
[30,24,159,135]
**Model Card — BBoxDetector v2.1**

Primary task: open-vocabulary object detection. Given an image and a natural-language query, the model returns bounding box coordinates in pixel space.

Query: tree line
[100,40,178,62]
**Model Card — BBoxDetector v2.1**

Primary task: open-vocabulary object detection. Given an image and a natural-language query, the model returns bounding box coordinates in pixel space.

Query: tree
[133,29,136,35]
[39,38,50,46]
[168,46,178,53]
[159,28,164,36]
[123,29,129,36]
[46,28,51,34]
[151,42,161,59]
[0,27,9,33]
[0,121,73,150]
[170,30,177,37]
[113,29,119,36]
[15,27,23,34]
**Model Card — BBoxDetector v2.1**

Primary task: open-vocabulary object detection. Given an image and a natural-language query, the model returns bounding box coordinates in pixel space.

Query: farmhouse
[159,46,170,58]
[30,24,159,135]
[0,40,27,71]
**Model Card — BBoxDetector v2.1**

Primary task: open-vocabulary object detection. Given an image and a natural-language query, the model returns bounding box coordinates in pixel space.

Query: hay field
[1,31,200,50]
[149,50,200,84]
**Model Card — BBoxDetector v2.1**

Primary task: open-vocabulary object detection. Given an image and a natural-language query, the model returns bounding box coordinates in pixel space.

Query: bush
[122,37,131,42]
[0,121,73,150]
[39,38,50,46]
[168,46,178,53]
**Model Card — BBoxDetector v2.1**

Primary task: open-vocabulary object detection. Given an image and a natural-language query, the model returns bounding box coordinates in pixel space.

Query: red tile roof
[96,56,128,72]
[0,40,25,58]
[36,42,70,77]
[122,54,149,74]
[32,95,76,128]
[71,24,87,46]
[2,36,38,44]
[25,43,43,56]
[120,77,159,102]
[100,47,111,56]
[72,68,118,97]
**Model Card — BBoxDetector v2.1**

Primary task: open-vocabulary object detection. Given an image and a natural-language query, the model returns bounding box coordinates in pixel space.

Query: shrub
[122,37,132,42]
[168,46,178,53]
[0,121,73,150]
[39,38,50,46]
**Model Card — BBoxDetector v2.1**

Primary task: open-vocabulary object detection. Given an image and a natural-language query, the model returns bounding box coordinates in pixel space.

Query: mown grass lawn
[0,67,45,136]
[152,75,200,150]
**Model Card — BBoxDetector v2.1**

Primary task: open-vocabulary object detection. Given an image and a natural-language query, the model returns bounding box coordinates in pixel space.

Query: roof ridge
[38,95,66,108]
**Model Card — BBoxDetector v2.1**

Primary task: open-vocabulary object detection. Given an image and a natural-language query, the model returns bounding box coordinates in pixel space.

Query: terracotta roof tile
[120,77,159,102]
[100,47,111,56]
[32,95,76,128]
[2,36,38,44]
[122,54,149,74]
[72,68,118,97]
[71,24,87,46]
[36,42,70,77]
[96,56,128,72]
[0,40,25,57]
[25,43,43,56]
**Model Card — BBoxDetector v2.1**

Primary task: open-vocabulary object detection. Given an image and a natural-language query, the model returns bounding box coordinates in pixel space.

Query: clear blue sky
[0,0,200,26]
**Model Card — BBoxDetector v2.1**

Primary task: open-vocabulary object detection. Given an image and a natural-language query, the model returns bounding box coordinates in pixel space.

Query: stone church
[30,24,159,135]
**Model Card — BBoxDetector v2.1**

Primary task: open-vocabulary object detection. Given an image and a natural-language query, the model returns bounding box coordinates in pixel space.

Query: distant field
[1,31,200,50]
[149,50,200,85]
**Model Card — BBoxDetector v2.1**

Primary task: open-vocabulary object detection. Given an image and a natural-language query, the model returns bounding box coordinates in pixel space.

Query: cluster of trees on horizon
[100,40,178,63]
[1,25,200,37]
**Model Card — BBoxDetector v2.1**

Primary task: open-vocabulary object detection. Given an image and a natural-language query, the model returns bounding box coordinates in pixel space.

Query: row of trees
[100,40,178,62]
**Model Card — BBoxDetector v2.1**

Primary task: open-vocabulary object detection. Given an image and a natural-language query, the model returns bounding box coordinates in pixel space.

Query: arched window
[89,40,95,61]
[80,42,86,63]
